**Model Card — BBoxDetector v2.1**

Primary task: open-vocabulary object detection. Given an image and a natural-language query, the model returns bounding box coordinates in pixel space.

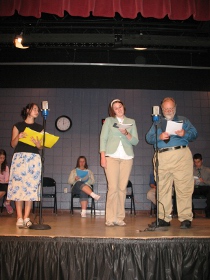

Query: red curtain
[0,0,210,20]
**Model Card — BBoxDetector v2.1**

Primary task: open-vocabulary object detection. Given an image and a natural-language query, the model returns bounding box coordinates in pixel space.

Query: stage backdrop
[0,88,209,211]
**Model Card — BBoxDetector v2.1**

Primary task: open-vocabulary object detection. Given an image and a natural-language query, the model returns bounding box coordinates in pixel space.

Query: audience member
[68,156,100,218]
[147,172,156,205]
[0,149,13,214]
[193,153,210,218]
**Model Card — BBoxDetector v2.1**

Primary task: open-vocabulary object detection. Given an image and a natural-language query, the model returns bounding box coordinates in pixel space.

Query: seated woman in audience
[68,156,100,218]
[0,149,13,214]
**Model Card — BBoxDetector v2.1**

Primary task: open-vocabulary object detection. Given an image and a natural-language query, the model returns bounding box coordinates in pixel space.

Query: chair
[125,180,136,215]
[0,193,7,213]
[192,193,207,218]
[150,202,157,217]
[33,177,57,214]
[70,185,95,215]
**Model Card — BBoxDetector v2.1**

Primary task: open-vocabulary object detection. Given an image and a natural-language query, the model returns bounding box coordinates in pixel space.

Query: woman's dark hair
[0,149,7,174]
[108,99,126,117]
[76,156,88,169]
[21,103,40,120]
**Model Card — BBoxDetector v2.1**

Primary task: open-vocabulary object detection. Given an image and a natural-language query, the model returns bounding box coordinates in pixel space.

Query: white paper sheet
[113,123,133,129]
[165,120,183,135]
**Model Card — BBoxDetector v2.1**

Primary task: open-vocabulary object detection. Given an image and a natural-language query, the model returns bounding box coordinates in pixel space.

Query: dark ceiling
[1,12,210,67]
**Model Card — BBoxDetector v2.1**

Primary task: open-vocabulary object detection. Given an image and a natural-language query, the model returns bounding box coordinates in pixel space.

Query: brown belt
[158,145,187,153]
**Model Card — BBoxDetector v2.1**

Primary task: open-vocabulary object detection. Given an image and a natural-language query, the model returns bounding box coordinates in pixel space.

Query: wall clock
[55,115,72,132]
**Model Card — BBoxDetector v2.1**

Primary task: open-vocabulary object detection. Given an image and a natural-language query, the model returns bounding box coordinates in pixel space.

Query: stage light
[14,32,29,49]
[134,47,147,50]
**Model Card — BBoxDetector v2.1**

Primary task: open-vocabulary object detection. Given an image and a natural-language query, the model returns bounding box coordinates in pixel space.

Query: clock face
[55,115,72,132]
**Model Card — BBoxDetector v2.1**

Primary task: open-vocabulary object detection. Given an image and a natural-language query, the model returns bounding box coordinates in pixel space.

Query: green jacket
[100,117,139,157]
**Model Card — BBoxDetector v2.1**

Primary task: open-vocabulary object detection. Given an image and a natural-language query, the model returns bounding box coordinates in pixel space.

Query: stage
[0,210,210,280]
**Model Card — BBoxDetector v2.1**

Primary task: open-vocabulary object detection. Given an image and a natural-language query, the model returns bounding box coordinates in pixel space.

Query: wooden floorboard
[0,210,210,239]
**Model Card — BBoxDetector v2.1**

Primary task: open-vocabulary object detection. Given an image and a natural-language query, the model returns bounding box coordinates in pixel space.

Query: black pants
[193,185,210,211]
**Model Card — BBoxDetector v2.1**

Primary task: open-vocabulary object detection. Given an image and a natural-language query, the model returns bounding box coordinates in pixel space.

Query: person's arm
[149,173,156,189]
[68,169,76,185]
[150,183,156,189]
[119,120,139,146]
[4,166,9,183]
[146,124,157,145]
[86,170,95,185]
[11,126,24,148]
[179,118,198,141]
[100,151,107,168]
[200,168,210,185]
[100,118,110,168]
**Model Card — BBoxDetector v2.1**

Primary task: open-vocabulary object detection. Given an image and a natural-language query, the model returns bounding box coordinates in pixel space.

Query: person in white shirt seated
[68,156,100,218]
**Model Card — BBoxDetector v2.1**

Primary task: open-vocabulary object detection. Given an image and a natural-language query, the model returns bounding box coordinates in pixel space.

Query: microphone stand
[29,108,51,230]
[153,114,160,228]
[148,114,168,231]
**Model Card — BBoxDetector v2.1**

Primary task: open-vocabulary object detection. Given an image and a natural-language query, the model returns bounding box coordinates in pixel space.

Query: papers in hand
[19,127,59,148]
[113,123,133,129]
[194,176,200,185]
[165,120,183,135]
[76,168,89,182]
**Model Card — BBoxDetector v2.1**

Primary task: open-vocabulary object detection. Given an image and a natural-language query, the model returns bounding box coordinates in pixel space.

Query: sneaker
[105,221,115,227]
[3,202,13,214]
[81,212,86,218]
[114,221,126,226]
[24,218,32,228]
[91,193,100,201]
[16,218,24,226]
[148,219,170,228]
[180,220,191,229]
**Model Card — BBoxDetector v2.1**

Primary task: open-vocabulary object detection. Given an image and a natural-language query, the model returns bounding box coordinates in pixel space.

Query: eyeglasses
[162,107,175,112]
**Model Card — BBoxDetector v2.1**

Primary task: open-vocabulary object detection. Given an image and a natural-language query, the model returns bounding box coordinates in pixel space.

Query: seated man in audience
[147,172,156,205]
[193,153,210,218]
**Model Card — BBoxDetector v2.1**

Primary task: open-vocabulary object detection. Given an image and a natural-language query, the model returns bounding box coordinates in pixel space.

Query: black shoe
[180,220,191,229]
[148,219,170,228]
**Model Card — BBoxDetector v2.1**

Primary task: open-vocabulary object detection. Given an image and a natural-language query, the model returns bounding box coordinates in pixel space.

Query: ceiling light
[134,47,147,51]
[14,32,29,49]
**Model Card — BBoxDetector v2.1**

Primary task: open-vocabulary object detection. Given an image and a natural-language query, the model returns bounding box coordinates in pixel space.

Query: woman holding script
[100,99,139,226]
[68,156,100,218]
[7,103,43,227]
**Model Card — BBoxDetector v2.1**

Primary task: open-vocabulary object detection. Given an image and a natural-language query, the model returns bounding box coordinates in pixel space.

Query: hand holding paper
[113,123,133,129]
[19,127,59,148]
[166,120,183,135]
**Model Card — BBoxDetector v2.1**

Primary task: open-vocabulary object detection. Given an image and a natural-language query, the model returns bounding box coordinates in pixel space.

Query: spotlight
[14,32,29,49]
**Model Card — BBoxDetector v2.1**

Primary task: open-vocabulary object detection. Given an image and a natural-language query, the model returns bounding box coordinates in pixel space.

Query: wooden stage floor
[0,210,210,239]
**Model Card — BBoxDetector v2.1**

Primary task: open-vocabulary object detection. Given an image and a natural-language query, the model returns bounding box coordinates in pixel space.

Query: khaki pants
[105,157,133,223]
[157,147,194,222]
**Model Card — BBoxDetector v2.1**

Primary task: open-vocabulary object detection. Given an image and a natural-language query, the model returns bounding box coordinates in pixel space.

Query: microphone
[152,106,160,122]
[41,101,49,120]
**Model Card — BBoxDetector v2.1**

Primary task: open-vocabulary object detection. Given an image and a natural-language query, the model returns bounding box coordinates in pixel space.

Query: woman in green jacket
[100,99,139,226]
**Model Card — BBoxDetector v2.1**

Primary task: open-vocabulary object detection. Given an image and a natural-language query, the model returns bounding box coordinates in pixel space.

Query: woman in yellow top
[100,99,139,226]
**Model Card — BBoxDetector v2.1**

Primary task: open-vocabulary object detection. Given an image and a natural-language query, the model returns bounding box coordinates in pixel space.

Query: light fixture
[134,47,147,51]
[14,32,29,49]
